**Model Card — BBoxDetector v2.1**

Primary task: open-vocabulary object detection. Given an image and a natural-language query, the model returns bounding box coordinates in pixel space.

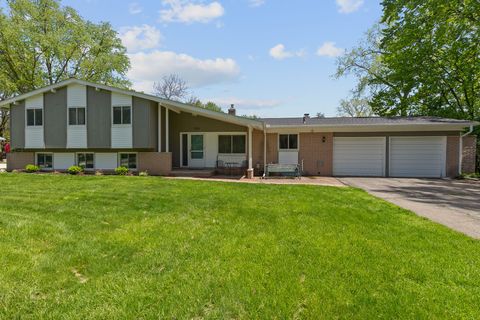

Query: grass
[0,174,479,319]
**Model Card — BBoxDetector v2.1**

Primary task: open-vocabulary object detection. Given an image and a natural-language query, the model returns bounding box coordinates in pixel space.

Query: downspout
[263,122,267,178]
[459,125,474,176]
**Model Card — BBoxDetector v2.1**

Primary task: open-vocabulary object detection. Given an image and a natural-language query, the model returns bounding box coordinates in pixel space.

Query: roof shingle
[260,116,476,126]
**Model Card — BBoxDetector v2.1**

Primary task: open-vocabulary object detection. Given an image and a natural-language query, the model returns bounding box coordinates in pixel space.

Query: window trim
[76,152,95,170]
[218,134,247,155]
[112,105,132,126]
[118,152,137,170]
[278,133,299,151]
[35,152,53,170]
[68,107,87,126]
[26,108,43,127]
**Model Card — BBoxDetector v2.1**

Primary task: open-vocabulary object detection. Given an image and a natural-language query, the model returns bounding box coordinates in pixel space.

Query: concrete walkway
[341,177,480,239]
[166,176,346,187]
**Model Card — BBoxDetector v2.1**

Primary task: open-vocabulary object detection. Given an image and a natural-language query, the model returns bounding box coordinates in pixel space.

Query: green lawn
[0,174,479,319]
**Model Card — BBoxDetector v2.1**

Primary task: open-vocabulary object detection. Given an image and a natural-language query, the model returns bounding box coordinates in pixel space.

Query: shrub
[115,166,129,176]
[25,164,39,173]
[139,171,149,177]
[67,166,83,175]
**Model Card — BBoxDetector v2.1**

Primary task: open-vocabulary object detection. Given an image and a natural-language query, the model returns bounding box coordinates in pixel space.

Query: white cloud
[129,2,142,14]
[316,42,344,57]
[159,0,225,24]
[336,0,364,14]
[249,0,265,7]
[210,97,281,110]
[119,25,162,53]
[269,44,305,60]
[128,50,240,92]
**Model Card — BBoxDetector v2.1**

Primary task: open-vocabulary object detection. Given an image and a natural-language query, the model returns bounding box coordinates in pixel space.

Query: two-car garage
[333,136,447,178]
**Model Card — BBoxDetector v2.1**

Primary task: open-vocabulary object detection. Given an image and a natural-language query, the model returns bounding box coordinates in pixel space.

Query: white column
[165,108,169,153]
[263,128,267,170]
[158,104,162,152]
[248,126,253,169]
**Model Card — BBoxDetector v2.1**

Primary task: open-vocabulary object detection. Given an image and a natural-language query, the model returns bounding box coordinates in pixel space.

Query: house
[0,78,477,178]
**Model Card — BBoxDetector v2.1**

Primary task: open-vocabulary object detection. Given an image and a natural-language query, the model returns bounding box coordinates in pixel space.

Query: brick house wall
[299,132,333,176]
[251,132,279,175]
[462,135,477,174]
[7,152,35,171]
[446,136,460,177]
[138,152,172,176]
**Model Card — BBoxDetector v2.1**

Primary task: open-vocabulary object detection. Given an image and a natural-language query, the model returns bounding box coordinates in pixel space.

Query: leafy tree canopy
[336,1,479,122]
[0,0,130,98]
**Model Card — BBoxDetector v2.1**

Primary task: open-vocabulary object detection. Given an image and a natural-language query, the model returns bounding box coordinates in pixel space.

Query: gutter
[458,125,474,176]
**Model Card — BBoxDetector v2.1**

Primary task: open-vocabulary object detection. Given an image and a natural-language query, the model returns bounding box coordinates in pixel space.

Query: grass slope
[0,174,479,319]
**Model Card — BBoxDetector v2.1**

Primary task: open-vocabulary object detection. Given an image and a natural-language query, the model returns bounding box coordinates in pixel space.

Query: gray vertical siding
[87,86,111,148]
[150,100,158,150]
[10,100,25,149]
[44,87,67,148]
[161,106,166,152]
[132,97,158,150]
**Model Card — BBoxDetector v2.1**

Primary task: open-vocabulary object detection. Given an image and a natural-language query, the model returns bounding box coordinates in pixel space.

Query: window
[113,106,131,125]
[279,134,298,150]
[218,135,246,154]
[27,109,43,126]
[77,153,94,169]
[69,108,86,125]
[119,153,137,169]
[37,153,52,169]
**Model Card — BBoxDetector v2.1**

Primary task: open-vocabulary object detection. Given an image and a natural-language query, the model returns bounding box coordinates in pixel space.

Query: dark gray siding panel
[44,87,67,148]
[149,100,158,150]
[87,86,111,148]
[170,111,246,167]
[161,106,166,152]
[10,100,25,149]
[132,97,157,150]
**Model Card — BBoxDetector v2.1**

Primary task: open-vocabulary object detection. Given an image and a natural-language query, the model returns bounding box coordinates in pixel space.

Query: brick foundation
[137,152,172,176]
[7,152,35,171]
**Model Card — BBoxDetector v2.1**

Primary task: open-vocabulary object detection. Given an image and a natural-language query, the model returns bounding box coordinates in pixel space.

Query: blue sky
[65,0,380,116]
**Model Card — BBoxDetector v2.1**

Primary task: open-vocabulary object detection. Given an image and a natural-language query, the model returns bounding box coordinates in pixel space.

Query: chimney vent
[303,113,310,124]
[228,104,236,116]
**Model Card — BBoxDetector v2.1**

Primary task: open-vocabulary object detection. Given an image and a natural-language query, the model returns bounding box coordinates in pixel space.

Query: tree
[316,112,325,118]
[0,0,130,137]
[338,2,480,120]
[335,24,416,116]
[187,96,223,113]
[153,74,189,101]
[380,0,480,120]
[337,97,373,117]
[0,109,9,139]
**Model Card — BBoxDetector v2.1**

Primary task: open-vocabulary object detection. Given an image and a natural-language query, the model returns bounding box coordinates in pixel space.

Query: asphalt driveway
[340,177,480,239]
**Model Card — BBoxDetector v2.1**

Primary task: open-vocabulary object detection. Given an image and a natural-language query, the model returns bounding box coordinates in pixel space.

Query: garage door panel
[389,137,446,178]
[333,137,386,177]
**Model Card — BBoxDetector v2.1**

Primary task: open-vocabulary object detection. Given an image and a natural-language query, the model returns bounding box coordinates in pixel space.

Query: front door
[189,134,205,168]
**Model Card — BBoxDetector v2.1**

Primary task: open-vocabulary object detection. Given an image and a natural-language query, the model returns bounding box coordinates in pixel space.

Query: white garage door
[389,136,446,178]
[333,137,386,176]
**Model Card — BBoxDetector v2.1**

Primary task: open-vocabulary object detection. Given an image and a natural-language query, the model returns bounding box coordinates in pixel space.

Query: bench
[264,163,301,179]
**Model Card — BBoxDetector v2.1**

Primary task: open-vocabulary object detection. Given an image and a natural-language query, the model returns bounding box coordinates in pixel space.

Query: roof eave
[265,122,477,132]
[0,78,264,129]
